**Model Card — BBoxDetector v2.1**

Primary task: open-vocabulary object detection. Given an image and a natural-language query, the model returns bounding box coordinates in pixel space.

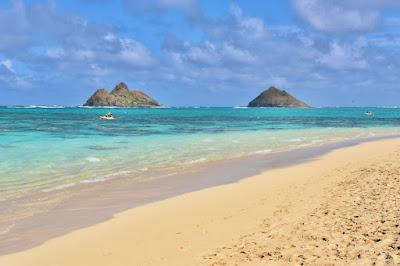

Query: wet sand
[2,136,391,256]
[1,138,400,265]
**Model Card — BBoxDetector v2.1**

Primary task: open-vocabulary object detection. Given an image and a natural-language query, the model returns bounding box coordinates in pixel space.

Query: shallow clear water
[1,106,400,200]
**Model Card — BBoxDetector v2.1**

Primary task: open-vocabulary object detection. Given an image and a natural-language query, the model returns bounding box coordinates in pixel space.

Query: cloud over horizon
[0,0,400,106]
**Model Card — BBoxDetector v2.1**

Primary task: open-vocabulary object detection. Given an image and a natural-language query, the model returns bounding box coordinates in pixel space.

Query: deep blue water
[2,107,400,137]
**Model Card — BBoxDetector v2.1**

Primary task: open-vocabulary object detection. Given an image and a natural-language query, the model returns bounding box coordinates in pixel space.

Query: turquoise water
[1,106,400,201]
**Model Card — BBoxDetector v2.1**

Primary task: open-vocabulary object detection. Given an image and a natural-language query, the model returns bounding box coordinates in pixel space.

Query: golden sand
[1,138,400,265]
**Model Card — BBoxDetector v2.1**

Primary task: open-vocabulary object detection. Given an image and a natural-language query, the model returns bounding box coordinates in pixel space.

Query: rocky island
[248,86,309,107]
[84,82,160,107]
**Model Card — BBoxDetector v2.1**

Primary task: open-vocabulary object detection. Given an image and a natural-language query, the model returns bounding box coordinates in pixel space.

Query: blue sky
[1,0,400,106]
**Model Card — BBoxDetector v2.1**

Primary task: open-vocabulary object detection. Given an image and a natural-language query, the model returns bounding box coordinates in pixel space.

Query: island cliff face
[84,82,160,107]
[248,87,309,107]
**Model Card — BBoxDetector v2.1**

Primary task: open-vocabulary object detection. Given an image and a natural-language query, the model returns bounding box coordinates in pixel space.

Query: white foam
[37,105,65,108]
[297,143,313,147]
[80,177,107,184]
[311,139,323,143]
[15,105,65,109]
[255,149,272,154]
[42,183,76,193]
[80,170,133,184]
[288,138,303,142]
[85,156,100,163]
[104,170,132,177]
[186,158,207,164]
[79,105,134,109]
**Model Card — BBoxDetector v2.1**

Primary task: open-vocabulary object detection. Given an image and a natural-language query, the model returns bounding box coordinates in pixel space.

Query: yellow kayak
[99,115,116,120]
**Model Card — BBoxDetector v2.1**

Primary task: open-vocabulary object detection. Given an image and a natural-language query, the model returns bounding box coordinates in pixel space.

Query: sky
[1,0,400,107]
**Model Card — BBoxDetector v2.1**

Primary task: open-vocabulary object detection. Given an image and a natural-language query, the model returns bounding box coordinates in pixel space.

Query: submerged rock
[84,82,160,107]
[248,87,309,107]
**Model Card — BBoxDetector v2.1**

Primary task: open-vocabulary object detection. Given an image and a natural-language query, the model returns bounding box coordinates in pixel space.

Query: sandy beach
[1,138,400,265]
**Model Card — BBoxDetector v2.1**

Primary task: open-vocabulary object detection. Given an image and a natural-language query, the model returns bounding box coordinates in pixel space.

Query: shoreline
[0,138,400,265]
[0,134,399,256]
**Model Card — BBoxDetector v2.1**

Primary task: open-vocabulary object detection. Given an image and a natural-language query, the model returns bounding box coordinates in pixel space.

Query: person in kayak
[99,112,116,120]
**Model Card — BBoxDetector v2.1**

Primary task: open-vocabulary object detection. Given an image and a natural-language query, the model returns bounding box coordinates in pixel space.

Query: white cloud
[45,47,65,59]
[164,39,259,67]
[1,0,400,106]
[293,0,380,32]
[103,33,117,42]
[268,75,290,88]
[318,41,368,70]
[0,59,34,89]
[74,49,96,60]
[186,42,220,65]
[311,72,326,80]
[230,4,267,39]
[118,39,155,67]
[1,59,14,73]
[369,35,400,48]
[86,64,110,84]
[222,44,256,64]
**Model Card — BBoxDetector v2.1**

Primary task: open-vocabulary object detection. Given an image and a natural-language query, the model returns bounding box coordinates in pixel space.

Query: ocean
[2,106,400,252]
[1,106,400,201]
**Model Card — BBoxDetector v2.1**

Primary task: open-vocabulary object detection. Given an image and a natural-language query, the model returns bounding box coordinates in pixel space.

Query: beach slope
[1,138,400,265]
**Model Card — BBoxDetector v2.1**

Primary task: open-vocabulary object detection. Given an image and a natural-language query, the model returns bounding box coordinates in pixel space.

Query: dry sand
[1,138,400,265]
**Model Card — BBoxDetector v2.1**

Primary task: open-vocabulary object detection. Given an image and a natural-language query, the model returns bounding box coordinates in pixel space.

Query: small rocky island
[248,86,309,107]
[84,82,160,107]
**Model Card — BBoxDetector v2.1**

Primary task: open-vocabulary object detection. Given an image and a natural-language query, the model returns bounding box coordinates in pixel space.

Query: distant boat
[99,112,116,120]
[364,111,373,116]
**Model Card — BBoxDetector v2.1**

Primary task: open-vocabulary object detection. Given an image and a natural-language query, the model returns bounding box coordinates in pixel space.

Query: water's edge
[1,134,399,256]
